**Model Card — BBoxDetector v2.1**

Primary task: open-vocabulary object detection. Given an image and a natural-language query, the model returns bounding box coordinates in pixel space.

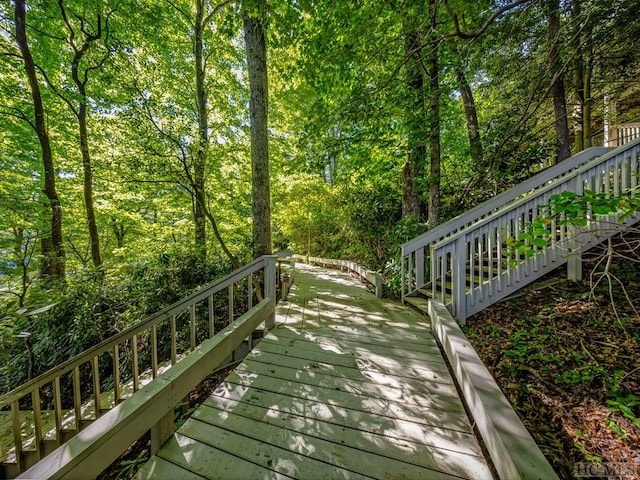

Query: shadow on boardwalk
[136,263,492,480]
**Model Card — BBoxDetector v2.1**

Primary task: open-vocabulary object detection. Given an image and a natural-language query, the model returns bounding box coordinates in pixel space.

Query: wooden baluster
[228,284,234,324]
[430,247,436,299]
[190,305,196,352]
[479,232,485,298]
[264,256,277,330]
[248,275,253,310]
[496,223,503,292]
[208,295,215,338]
[440,252,446,304]
[11,400,23,471]
[469,235,476,307]
[31,389,43,458]
[73,366,81,431]
[132,334,140,392]
[53,377,62,445]
[613,161,620,197]
[113,345,121,405]
[621,155,629,193]
[401,254,406,299]
[91,356,101,417]
[416,248,424,288]
[631,151,639,189]
[151,325,158,378]
[170,315,177,365]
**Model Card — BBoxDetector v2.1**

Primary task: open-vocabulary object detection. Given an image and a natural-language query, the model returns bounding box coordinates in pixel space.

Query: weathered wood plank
[241,350,455,388]
[217,376,470,430]
[255,337,452,377]
[142,433,296,480]
[206,386,479,454]
[269,326,439,353]
[262,330,441,361]
[274,322,432,345]
[135,455,207,480]
[204,393,487,466]
[233,359,459,404]
[176,420,374,480]
[188,410,473,480]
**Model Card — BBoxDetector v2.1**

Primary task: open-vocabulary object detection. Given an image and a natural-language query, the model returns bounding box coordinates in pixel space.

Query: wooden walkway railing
[1,256,286,478]
[293,254,383,297]
[402,139,640,323]
[606,122,640,147]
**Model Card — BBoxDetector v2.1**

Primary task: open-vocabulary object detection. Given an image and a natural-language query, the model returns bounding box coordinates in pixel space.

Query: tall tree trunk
[547,0,571,162]
[77,95,102,270]
[582,43,593,148]
[572,61,584,152]
[14,0,65,282]
[194,0,208,260]
[58,0,104,271]
[427,0,441,227]
[244,0,272,259]
[454,66,483,166]
[402,27,426,220]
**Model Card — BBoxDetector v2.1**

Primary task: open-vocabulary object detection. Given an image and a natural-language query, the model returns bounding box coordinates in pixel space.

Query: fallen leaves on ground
[465,241,640,479]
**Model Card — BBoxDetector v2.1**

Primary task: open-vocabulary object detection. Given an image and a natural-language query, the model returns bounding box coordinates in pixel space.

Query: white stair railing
[402,140,640,323]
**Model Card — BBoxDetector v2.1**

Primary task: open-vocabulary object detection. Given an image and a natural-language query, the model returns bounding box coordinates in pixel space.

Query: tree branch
[443,0,533,39]
[0,105,36,130]
[203,0,232,27]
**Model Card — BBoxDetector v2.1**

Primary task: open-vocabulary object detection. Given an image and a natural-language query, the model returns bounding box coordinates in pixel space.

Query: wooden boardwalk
[136,263,492,480]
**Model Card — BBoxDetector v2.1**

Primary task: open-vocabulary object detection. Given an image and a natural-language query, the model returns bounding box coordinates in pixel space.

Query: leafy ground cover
[464,237,640,479]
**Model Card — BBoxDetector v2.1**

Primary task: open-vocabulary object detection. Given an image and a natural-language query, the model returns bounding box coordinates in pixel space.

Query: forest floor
[464,236,640,479]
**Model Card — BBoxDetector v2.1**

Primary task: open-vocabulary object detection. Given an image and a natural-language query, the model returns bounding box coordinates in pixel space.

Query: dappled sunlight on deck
[137,263,492,480]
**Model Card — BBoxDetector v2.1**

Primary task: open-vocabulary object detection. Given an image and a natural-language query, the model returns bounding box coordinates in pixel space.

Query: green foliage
[0,248,232,394]
[382,216,427,297]
[505,189,640,263]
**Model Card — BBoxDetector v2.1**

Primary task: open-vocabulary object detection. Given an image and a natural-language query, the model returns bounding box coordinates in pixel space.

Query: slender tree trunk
[582,44,593,148]
[194,0,208,260]
[14,0,65,282]
[547,0,571,162]
[402,27,426,220]
[454,66,483,166]
[58,0,103,271]
[571,0,584,153]
[426,0,441,227]
[572,63,584,152]
[76,87,103,270]
[111,218,125,248]
[244,0,272,259]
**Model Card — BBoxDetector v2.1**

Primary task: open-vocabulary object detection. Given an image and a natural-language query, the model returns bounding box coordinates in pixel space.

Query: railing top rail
[0,255,274,406]
[612,122,640,128]
[430,138,640,250]
[402,146,613,255]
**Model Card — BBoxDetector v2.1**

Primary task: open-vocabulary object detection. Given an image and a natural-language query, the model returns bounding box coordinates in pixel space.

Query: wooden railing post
[416,248,425,288]
[567,176,584,281]
[453,236,468,324]
[264,256,277,330]
[150,409,174,455]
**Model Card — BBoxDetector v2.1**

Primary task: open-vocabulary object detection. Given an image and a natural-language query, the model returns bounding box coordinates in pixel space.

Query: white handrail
[401,139,640,323]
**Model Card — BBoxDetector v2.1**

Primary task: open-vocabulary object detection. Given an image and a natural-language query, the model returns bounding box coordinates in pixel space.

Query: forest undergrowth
[464,234,640,479]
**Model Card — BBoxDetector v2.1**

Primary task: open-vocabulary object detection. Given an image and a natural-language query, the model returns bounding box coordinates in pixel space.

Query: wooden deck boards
[137,264,492,480]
